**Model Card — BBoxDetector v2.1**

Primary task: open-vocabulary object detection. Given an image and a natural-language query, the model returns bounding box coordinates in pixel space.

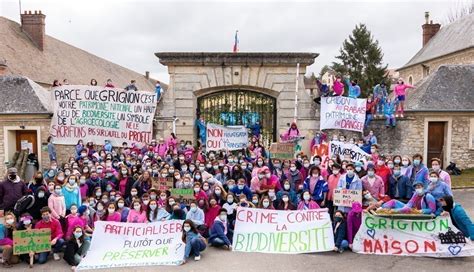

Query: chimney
[145,71,150,79]
[0,59,8,76]
[21,10,46,51]
[422,12,441,47]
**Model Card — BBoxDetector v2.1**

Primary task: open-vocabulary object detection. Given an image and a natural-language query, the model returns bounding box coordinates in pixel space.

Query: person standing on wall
[47,136,57,162]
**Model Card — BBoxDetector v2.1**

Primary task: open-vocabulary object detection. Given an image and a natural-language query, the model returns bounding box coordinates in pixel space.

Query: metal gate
[197,90,276,147]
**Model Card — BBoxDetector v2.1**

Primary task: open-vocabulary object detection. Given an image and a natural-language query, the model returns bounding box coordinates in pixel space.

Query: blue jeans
[37,238,64,264]
[385,114,396,127]
[365,113,373,127]
[190,238,206,257]
[211,237,228,247]
[338,239,349,250]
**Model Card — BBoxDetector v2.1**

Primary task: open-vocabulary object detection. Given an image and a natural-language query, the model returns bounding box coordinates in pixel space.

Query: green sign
[170,188,194,204]
[13,229,51,255]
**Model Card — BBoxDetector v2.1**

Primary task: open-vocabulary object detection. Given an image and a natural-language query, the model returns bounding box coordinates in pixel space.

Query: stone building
[154,52,319,148]
[397,12,474,85]
[0,12,158,174]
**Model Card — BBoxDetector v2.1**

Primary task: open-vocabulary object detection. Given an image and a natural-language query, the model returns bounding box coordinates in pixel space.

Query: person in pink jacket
[166,133,178,154]
[104,202,121,222]
[154,138,168,158]
[393,78,414,117]
[280,122,300,141]
[361,165,385,198]
[332,75,344,96]
[65,204,86,240]
[430,158,452,188]
[297,191,320,210]
[48,184,66,220]
[346,202,362,249]
[127,200,148,223]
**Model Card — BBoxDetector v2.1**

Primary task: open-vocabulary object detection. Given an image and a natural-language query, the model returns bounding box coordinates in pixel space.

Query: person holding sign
[182,219,207,262]
[35,207,64,264]
[336,164,362,213]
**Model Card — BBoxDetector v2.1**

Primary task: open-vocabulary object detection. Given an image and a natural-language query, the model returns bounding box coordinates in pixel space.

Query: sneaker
[194,255,201,261]
[338,248,344,253]
[53,253,60,261]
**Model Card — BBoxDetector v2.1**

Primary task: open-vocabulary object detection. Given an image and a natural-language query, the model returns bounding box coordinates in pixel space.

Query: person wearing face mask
[382,181,436,215]
[192,182,208,202]
[258,195,275,210]
[408,154,429,188]
[78,175,89,202]
[27,186,49,221]
[209,209,232,249]
[374,156,391,194]
[181,219,207,262]
[215,166,231,185]
[276,191,296,210]
[303,166,328,207]
[332,210,349,253]
[116,199,130,222]
[361,165,385,199]
[0,212,19,267]
[426,171,452,201]
[430,158,452,189]
[102,169,118,189]
[102,202,121,222]
[35,207,64,263]
[222,193,238,224]
[132,171,153,197]
[336,163,362,213]
[28,171,45,194]
[48,184,66,222]
[354,161,366,179]
[117,167,135,199]
[299,159,311,179]
[186,201,206,227]
[286,162,304,191]
[204,197,221,229]
[388,164,410,200]
[65,204,85,239]
[147,200,170,222]
[230,178,253,200]
[210,184,227,205]
[127,200,148,223]
[86,172,104,197]
[63,226,91,270]
[62,176,82,210]
[310,155,329,180]
[251,158,266,178]
[0,168,27,212]
[326,164,342,219]
[276,180,298,207]
[439,195,474,241]
[297,191,320,210]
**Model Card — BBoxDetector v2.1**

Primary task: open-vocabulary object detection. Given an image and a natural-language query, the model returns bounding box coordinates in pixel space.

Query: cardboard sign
[169,188,194,205]
[153,178,174,191]
[353,213,474,257]
[269,143,295,159]
[13,229,51,255]
[333,189,362,207]
[206,123,248,151]
[76,221,184,270]
[233,207,334,254]
[50,86,157,147]
[320,96,366,132]
[329,141,371,162]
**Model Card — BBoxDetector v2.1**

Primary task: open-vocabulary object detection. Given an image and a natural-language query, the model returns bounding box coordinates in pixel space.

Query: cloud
[1,0,456,83]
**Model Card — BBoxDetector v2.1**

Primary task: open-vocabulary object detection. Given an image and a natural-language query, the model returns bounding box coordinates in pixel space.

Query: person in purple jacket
[0,168,28,212]
[408,154,429,188]
[347,202,362,250]
[382,181,436,215]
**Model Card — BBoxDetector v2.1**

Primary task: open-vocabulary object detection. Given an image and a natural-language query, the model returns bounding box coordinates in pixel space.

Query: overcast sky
[1,0,463,83]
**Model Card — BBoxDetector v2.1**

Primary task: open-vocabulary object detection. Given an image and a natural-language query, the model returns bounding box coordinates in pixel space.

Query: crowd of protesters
[1,128,473,268]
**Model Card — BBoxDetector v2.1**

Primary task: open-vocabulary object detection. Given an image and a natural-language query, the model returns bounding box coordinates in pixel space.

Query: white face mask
[219,215,227,221]
[262,201,270,208]
[134,205,141,211]
[183,226,191,232]
[284,184,290,190]
[303,194,310,201]
[282,197,289,202]
[117,203,125,208]
[108,208,115,214]
[304,163,310,168]
[290,167,296,171]
[415,188,424,195]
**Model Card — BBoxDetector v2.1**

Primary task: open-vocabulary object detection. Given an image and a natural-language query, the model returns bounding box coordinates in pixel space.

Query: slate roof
[398,14,474,70]
[405,64,474,112]
[0,16,156,90]
[0,75,52,114]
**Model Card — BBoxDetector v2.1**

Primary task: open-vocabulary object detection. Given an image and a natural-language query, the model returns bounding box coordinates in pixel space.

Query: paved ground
[6,189,474,272]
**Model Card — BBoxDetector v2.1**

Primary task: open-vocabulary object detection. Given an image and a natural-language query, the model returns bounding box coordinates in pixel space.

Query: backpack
[13,195,35,217]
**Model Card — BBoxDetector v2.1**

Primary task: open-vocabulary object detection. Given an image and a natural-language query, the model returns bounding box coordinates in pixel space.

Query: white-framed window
[470,118,474,149]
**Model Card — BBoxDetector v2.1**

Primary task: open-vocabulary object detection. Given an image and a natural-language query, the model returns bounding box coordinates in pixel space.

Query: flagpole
[294,63,300,122]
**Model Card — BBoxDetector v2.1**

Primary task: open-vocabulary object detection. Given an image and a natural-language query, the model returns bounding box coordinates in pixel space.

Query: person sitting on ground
[0,212,19,268]
[208,208,232,250]
[182,219,207,262]
[63,226,91,270]
[333,210,349,253]
[35,206,64,264]
[381,181,436,215]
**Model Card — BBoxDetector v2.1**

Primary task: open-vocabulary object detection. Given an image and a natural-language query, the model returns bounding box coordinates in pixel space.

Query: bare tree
[446,0,474,23]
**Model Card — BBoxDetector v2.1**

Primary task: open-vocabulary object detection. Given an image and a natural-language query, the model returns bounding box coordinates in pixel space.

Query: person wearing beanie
[0,168,28,212]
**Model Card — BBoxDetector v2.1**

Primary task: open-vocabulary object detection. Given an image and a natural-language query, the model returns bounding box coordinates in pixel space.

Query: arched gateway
[154,52,319,150]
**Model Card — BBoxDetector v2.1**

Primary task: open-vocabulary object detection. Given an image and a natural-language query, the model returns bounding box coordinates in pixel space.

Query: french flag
[233,30,239,53]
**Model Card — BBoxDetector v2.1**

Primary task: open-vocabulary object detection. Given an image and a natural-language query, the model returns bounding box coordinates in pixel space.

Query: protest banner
[13,229,51,255]
[329,140,371,162]
[170,188,194,205]
[353,213,474,257]
[333,189,362,207]
[153,177,174,191]
[232,207,334,254]
[269,142,295,159]
[50,85,157,147]
[206,123,248,151]
[76,221,184,270]
[320,96,366,132]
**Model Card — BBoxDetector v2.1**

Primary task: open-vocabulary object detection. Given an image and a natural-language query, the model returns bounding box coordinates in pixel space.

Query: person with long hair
[63,226,90,270]
[182,219,207,262]
[439,195,474,240]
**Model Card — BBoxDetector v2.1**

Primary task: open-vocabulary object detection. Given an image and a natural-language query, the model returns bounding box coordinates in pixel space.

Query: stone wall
[450,115,474,169]
[398,48,474,85]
